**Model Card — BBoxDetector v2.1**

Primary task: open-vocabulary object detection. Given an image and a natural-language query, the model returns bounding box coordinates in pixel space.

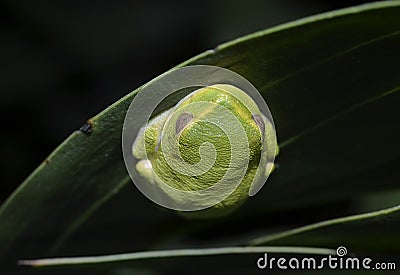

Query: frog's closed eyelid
[176,112,193,134]
[252,114,265,135]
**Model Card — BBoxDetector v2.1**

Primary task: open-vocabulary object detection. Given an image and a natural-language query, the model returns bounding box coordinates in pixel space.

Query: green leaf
[0,1,399,273]
[248,205,400,254]
[19,246,335,267]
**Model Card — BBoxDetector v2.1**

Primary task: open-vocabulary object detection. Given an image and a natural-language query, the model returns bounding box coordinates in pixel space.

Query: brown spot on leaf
[79,119,93,135]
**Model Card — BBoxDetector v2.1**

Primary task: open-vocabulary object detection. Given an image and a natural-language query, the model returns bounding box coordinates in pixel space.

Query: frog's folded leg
[132,109,172,159]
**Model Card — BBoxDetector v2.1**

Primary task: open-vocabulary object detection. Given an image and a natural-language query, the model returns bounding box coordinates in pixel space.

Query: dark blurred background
[0,0,382,202]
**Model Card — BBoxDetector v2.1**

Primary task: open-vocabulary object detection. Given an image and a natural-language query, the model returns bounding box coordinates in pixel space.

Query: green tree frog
[132,84,278,218]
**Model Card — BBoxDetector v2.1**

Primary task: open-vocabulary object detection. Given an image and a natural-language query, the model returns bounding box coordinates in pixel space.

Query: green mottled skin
[133,84,278,218]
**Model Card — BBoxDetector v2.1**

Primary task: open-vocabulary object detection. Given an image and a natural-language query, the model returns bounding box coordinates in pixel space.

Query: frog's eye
[252,114,265,136]
[176,112,193,134]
